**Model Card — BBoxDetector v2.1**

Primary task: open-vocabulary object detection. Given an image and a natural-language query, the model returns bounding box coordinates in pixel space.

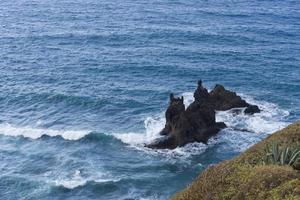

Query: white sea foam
[182,92,194,107]
[54,170,120,189]
[0,123,90,140]
[182,91,290,134]
[0,91,290,159]
[113,92,194,147]
[55,170,87,189]
[113,91,290,158]
[113,92,210,159]
[216,94,290,134]
[113,115,165,145]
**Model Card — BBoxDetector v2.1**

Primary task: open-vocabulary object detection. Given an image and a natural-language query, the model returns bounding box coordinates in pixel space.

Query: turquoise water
[0,0,299,199]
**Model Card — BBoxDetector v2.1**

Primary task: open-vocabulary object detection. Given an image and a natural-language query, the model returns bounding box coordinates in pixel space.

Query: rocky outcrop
[146,80,260,149]
[244,105,260,115]
[208,84,249,110]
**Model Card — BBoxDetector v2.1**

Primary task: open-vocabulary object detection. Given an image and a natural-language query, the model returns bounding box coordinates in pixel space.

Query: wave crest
[0,91,290,159]
[0,123,90,140]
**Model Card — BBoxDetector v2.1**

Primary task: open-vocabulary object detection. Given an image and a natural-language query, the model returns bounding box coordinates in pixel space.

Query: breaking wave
[0,123,90,140]
[0,91,290,159]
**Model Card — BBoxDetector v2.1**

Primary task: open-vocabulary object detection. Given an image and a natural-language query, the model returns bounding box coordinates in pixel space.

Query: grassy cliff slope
[172,121,300,200]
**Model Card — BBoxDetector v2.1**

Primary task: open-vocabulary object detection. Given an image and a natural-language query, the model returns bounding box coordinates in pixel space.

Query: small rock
[244,105,261,115]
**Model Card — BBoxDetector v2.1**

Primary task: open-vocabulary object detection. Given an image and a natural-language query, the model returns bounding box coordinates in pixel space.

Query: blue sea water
[0,0,300,199]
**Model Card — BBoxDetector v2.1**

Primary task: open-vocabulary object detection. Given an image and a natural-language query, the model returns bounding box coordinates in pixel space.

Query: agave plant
[263,142,300,169]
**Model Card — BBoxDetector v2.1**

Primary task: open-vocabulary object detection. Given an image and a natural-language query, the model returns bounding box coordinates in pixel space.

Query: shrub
[263,142,300,169]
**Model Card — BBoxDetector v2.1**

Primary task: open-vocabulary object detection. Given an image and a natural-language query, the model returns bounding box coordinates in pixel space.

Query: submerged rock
[146,80,260,149]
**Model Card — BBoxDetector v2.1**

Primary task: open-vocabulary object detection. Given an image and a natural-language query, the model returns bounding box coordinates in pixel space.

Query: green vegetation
[171,122,300,200]
[263,142,300,169]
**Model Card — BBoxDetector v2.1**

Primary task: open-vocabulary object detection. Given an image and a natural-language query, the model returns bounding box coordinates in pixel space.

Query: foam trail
[54,170,120,189]
[216,95,290,134]
[213,94,290,152]
[55,170,87,189]
[0,123,90,140]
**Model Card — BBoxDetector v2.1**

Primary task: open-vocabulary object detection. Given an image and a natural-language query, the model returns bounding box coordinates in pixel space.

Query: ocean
[0,0,299,199]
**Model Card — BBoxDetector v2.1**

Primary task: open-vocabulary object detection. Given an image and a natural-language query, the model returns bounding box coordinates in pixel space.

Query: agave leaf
[263,142,300,168]
[273,143,281,163]
[291,148,299,157]
[280,147,287,165]
[294,157,300,167]
[288,150,300,166]
[271,154,276,164]
[284,147,290,164]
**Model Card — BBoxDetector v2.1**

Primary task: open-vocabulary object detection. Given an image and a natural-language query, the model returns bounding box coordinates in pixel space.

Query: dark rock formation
[194,80,209,104]
[244,105,260,115]
[146,80,261,149]
[186,81,260,114]
[208,84,249,110]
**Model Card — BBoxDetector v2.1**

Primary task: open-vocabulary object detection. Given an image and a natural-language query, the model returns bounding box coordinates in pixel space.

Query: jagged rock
[207,84,249,110]
[147,98,226,149]
[194,80,209,104]
[205,84,261,114]
[159,94,185,136]
[244,105,260,115]
[146,80,260,149]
